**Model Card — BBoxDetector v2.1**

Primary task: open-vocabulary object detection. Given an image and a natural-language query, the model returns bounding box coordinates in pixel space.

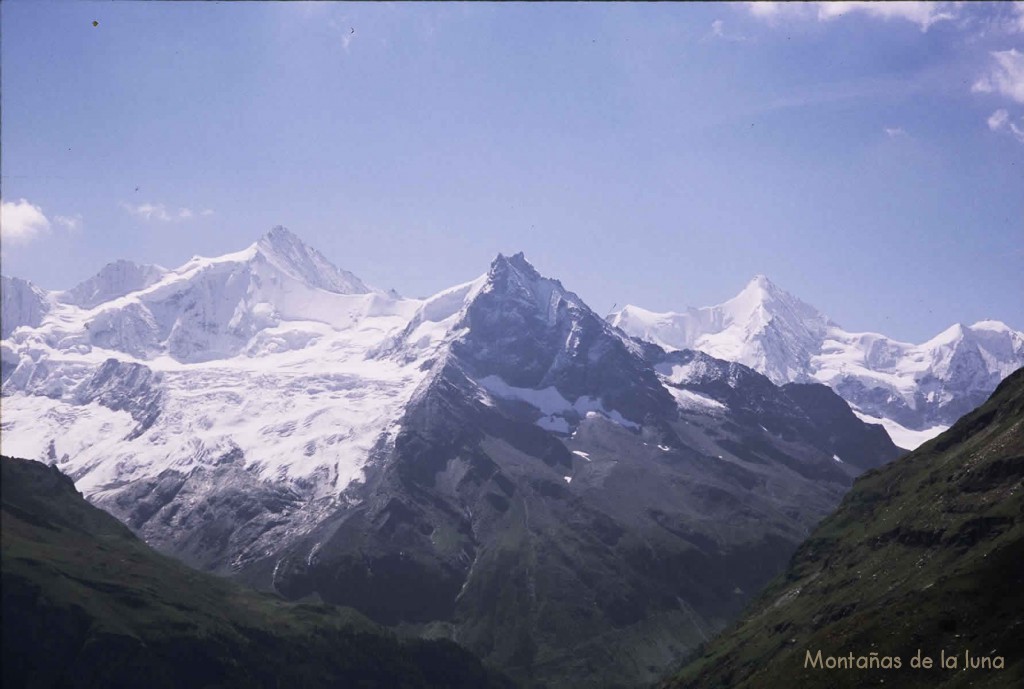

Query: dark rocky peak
[489,251,541,280]
[72,358,165,440]
[481,252,576,318]
[653,347,901,472]
[453,253,676,426]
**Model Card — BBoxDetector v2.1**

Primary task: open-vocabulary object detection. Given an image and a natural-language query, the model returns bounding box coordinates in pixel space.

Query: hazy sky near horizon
[2,1,1022,342]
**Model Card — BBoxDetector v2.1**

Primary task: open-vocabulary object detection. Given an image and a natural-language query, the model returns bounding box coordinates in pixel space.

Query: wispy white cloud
[1011,2,1024,34]
[884,126,907,138]
[746,2,958,32]
[747,2,784,20]
[971,50,1024,142]
[121,202,171,222]
[707,19,747,43]
[1,198,51,244]
[972,49,1024,103]
[817,2,956,31]
[986,108,1024,144]
[120,202,207,222]
[201,209,215,217]
[1011,121,1024,144]
[54,214,83,232]
[988,108,1010,130]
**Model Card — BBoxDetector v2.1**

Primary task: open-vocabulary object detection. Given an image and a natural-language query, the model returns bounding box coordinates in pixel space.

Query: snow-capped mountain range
[609,276,1024,449]
[2,227,424,496]
[1,227,906,686]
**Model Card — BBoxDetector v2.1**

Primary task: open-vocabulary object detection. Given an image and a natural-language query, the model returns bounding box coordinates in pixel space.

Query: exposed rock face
[1,235,902,687]
[238,253,900,687]
[661,367,1024,689]
[73,359,165,439]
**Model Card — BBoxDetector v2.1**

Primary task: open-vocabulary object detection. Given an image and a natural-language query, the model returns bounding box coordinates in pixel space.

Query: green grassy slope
[1,455,514,689]
[661,368,1024,689]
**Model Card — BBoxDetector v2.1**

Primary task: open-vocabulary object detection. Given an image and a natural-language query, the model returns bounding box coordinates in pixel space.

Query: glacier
[0,228,435,501]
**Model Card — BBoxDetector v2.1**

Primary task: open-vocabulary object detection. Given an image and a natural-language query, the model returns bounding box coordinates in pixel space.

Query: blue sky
[2,1,1021,342]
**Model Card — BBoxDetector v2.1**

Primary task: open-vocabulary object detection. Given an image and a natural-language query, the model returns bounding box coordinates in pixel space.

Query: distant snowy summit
[57,259,169,310]
[1,226,384,364]
[608,276,1024,449]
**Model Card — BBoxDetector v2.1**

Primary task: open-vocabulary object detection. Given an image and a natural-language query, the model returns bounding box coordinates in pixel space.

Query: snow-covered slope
[0,228,428,511]
[7,226,388,366]
[57,259,169,309]
[1,276,52,340]
[610,276,832,384]
[253,225,372,295]
[609,278,1024,448]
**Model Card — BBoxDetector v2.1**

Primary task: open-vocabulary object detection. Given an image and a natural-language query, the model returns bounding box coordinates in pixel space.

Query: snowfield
[610,276,1023,448]
[3,227,1018,508]
[0,228,465,501]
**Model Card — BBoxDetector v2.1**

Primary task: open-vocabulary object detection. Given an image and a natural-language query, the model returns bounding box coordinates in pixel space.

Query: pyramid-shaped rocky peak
[257,225,307,255]
[450,251,672,421]
[746,274,775,290]
[723,274,833,330]
[489,251,541,278]
[732,274,805,309]
[483,252,571,303]
[255,226,370,295]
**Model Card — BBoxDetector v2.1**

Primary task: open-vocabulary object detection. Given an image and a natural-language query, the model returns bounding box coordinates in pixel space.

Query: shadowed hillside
[1,455,513,689]
[661,368,1024,689]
